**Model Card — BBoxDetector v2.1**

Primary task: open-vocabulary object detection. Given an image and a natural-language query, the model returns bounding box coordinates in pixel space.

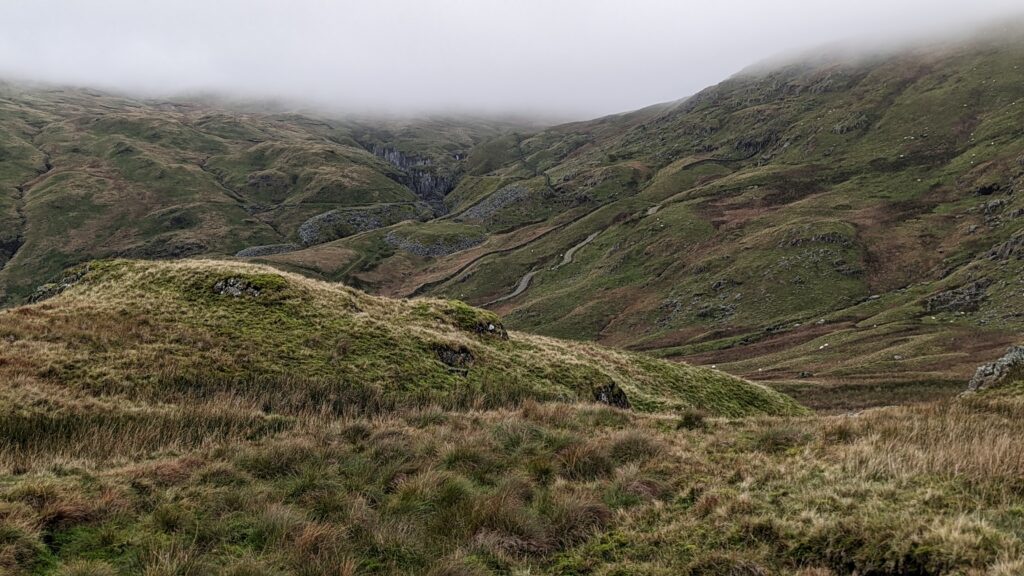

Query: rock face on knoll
[966,346,1024,392]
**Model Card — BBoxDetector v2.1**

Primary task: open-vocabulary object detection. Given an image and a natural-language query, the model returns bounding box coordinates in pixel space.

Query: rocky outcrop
[461,185,531,221]
[925,279,992,313]
[781,231,853,248]
[434,344,475,374]
[213,277,262,298]
[593,382,631,409]
[988,234,1024,261]
[475,321,508,340]
[370,145,458,216]
[384,230,485,258]
[299,210,383,245]
[29,265,90,303]
[966,346,1024,392]
[832,113,871,135]
[298,204,431,246]
[0,236,22,271]
[235,244,301,258]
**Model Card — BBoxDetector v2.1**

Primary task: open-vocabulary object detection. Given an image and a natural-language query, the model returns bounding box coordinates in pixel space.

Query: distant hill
[5,29,1024,407]
[0,86,529,304]
[256,29,1024,406]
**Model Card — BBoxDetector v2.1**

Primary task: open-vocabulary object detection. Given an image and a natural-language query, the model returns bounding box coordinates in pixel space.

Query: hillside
[0,259,800,418]
[3,259,1024,575]
[5,30,1024,413]
[247,29,1024,407]
[0,85,530,305]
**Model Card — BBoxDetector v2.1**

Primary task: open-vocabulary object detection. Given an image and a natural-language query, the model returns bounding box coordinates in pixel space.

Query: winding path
[485,270,538,305]
[486,230,601,305]
[553,231,600,270]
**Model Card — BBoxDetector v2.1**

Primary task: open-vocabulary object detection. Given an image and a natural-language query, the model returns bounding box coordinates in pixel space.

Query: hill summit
[0,258,802,420]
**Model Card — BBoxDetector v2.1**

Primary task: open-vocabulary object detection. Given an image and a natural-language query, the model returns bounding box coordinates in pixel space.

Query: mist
[1,0,1022,118]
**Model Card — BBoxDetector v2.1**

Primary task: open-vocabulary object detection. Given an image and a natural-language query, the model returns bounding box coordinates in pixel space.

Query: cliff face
[370,144,459,215]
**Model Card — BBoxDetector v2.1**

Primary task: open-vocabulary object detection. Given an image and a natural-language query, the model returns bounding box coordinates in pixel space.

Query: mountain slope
[260,29,1024,405]
[5,30,1024,407]
[0,85,528,304]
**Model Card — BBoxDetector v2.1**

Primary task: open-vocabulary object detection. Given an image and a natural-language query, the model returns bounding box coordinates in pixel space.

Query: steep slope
[266,29,1024,405]
[0,85,526,304]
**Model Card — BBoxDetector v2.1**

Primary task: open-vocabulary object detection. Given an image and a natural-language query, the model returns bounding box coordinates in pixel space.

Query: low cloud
[0,0,1021,117]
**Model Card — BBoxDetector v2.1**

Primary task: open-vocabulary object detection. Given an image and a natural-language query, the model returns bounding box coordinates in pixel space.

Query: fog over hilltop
[0,0,1022,117]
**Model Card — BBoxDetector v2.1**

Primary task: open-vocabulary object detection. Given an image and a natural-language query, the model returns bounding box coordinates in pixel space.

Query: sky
[0,0,1021,118]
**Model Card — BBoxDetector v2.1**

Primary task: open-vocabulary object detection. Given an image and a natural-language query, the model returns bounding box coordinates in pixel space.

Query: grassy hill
[252,28,1024,407]
[0,85,528,305]
[8,31,1024,407]
[0,259,800,418]
[3,259,1024,575]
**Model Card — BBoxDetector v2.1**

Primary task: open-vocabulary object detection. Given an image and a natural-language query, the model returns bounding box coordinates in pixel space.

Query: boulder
[213,277,261,298]
[966,346,1024,392]
[593,382,631,409]
[434,344,474,374]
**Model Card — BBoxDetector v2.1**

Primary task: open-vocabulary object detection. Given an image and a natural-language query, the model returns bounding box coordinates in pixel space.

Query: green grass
[0,259,803,419]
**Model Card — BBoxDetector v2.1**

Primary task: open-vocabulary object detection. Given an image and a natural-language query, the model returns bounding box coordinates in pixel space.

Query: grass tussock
[0,397,1022,574]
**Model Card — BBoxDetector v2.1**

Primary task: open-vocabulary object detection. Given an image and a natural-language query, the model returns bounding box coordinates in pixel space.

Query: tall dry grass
[829,396,1024,498]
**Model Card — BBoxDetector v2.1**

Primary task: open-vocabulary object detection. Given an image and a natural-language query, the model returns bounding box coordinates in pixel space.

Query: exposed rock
[966,346,1024,392]
[696,303,736,320]
[658,298,683,327]
[235,243,301,258]
[593,381,631,409]
[782,231,853,248]
[434,344,475,374]
[832,258,863,276]
[213,277,261,298]
[925,279,992,313]
[298,204,431,246]
[734,130,779,156]
[987,234,1024,261]
[29,265,90,303]
[832,113,870,135]
[475,321,508,340]
[0,236,23,271]
[384,231,485,258]
[370,145,457,215]
[299,209,381,245]
[975,182,1002,196]
[984,199,1007,215]
[711,279,739,291]
[461,185,531,221]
